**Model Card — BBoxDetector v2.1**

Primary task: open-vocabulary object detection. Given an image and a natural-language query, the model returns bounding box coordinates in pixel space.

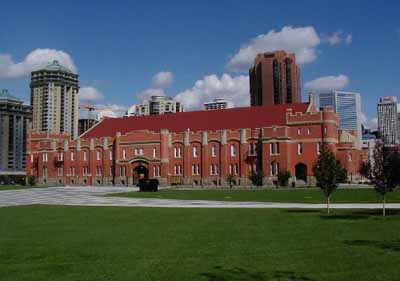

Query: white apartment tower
[377,96,399,146]
[30,61,79,139]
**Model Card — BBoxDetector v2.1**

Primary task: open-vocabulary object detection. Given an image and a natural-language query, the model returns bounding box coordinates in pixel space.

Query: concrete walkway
[0,186,399,209]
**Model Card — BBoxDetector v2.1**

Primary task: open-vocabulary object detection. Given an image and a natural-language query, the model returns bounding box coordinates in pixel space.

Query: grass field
[109,188,400,203]
[0,185,37,191]
[1,205,400,281]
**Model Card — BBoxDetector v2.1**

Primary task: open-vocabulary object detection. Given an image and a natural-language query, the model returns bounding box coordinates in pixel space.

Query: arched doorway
[295,163,307,182]
[132,164,149,185]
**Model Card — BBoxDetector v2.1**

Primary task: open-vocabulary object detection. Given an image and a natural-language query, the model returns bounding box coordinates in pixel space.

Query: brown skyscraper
[249,50,301,106]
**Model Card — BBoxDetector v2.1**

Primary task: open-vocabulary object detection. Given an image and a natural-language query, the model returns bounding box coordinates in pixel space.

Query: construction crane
[79,104,96,120]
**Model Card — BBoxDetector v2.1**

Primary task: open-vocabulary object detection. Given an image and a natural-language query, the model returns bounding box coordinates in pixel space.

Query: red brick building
[26,95,362,187]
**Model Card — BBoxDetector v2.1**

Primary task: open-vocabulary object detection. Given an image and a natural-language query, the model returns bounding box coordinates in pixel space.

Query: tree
[360,141,400,216]
[248,170,263,187]
[313,146,347,214]
[277,170,291,187]
[226,174,236,189]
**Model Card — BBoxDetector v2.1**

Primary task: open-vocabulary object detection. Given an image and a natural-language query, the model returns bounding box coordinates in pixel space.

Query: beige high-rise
[30,60,79,139]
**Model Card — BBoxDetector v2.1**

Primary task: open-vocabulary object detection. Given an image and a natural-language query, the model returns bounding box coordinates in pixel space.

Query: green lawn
[110,188,400,203]
[0,206,399,281]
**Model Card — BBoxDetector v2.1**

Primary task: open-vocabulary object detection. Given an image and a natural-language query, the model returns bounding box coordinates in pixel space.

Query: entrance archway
[132,164,149,185]
[295,163,307,182]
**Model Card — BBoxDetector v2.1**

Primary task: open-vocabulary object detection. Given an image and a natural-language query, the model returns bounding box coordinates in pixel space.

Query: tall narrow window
[153,148,156,158]
[193,146,198,158]
[298,143,303,155]
[230,144,237,157]
[43,153,48,162]
[109,151,113,161]
[122,149,126,159]
[70,152,75,161]
[211,145,217,157]
[317,142,321,155]
[96,150,101,160]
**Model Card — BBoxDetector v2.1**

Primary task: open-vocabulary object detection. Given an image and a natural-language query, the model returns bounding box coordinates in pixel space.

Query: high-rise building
[203,98,232,110]
[30,60,79,139]
[377,96,399,146]
[125,95,184,117]
[249,50,301,106]
[319,91,362,147]
[0,89,32,174]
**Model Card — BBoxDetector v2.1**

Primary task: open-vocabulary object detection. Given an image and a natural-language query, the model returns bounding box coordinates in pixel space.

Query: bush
[248,171,263,187]
[28,176,36,186]
[277,171,291,187]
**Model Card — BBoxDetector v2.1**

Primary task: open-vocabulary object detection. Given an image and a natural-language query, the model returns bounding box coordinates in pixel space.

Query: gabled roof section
[81,103,309,139]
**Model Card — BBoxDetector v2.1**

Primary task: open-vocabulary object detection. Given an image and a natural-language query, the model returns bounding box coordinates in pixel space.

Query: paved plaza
[1,186,400,209]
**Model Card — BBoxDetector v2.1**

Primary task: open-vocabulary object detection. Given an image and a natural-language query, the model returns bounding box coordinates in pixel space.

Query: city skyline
[1,0,400,128]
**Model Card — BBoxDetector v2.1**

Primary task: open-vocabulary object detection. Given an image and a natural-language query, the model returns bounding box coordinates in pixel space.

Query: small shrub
[277,171,291,187]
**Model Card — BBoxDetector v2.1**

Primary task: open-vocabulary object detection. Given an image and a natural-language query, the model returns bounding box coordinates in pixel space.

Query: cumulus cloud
[152,71,174,88]
[0,48,77,78]
[95,104,128,119]
[305,75,349,92]
[79,86,104,102]
[360,112,378,131]
[226,26,321,72]
[174,73,249,111]
[322,31,353,45]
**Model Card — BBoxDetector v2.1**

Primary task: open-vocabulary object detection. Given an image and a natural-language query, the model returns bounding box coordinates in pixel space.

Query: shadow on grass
[199,266,315,281]
[344,239,400,252]
[285,209,321,214]
[319,209,400,221]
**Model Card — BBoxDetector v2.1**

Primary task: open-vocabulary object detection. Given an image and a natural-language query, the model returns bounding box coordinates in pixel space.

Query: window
[248,143,256,156]
[211,145,217,157]
[135,148,144,156]
[153,165,160,177]
[324,127,327,135]
[42,153,48,162]
[317,142,321,155]
[83,151,87,161]
[230,144,237,157]
[270,143,280,155]
[192,164,200,175]
[96,150,101,160]
[174,147,182,158]
[348,153,352,161]
[120,166,126,176]
[122,149,126,159]
[153,148,156,158]
[70,151,75,161]
[109,151,113,161]
[307,128,311,135]
[234,164,239,175]
[83,167,89,176]
[210,164,218,175]
[57,152,63,161]
[109,167,114,176]
[193,146,198,158]
[174,165,182,175]
[270,161,279,176]
[30,155,34,163]
[96,166,102,176]
[70,167,75,176]
[297,128,301,135]
[57,167,63,176]
[298,143,303,155]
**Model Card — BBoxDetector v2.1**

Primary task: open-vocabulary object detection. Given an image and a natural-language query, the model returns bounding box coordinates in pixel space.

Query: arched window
[230,144,237,157]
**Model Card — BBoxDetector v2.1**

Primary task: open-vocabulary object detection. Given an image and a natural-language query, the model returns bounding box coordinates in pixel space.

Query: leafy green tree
[226,174,236,189]
[312,146,347,214]
[361,141,400,216]
[248,170,263,187]
[277,170,291,187]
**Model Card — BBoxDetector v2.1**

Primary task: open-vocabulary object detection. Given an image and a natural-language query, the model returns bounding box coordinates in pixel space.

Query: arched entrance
[295,163,307,182]
[132,163,149,185]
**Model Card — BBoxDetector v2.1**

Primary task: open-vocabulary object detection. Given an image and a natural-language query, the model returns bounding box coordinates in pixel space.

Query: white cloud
[152,71,174,88]
[95,104,128,119]
[137,88,165,102]
[227,26,321,72]
[360,112,378,131]
[174,73,249,111]
[305,75,349,92]
[79,86,104,102]
[322,31,353,45]
[0,48,77,78]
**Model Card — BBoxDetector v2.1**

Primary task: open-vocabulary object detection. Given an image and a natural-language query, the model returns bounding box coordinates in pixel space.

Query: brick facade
[27,100,362,187]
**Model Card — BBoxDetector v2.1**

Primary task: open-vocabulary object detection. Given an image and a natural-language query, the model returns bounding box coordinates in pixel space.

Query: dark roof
[81,103,309,139]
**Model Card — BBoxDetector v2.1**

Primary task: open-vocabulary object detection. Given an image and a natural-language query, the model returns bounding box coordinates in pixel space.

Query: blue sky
[1,0,399,126]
